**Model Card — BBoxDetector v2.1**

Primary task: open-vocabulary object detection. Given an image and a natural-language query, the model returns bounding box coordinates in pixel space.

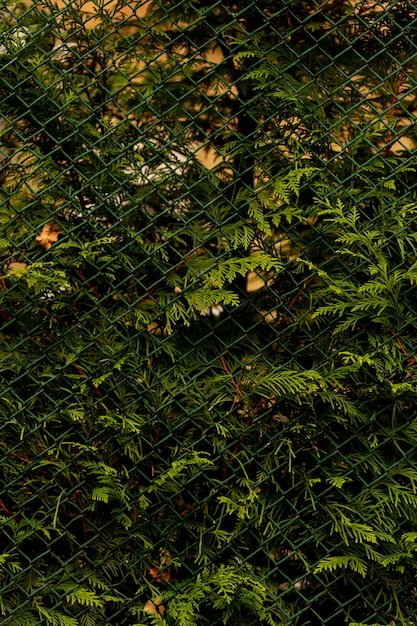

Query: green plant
[1,1,417,625]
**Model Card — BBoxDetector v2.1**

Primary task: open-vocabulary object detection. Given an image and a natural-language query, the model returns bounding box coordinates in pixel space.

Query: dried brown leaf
[149,566,171,582]
[143,597,165,617]
[6,262,27,274]
[35,223,62,250]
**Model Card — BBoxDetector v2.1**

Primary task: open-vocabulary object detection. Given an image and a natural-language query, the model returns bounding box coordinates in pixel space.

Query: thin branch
[71,362,104,398]
[389,329,415,364]
[0,499,12,516]
[220,357,245,401]
[382,66,407,158]
[287,276,316,313]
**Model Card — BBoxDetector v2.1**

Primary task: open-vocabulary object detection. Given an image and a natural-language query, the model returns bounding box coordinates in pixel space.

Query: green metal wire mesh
[1,0,417,624]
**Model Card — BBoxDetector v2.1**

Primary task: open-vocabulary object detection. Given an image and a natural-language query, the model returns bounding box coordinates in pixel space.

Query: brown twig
[0,309,11,322]
[287,276,316,313]
[222,441,241,481]
[382,65,407,158]
[389,329,415,365]
[77,269,100,301]
[381,124,413,157]
[0,499,12,516]
[0,443,31,465]
[71,362,104,398]
[220,358,247,480]
[74,489,88,540]
[220,357,245,401]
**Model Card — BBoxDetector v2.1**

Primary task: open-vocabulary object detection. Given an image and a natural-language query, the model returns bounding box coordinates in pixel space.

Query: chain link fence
[1,1,417,624]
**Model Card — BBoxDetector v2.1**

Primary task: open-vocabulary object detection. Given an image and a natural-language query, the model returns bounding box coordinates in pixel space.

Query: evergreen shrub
[1,1,417,625]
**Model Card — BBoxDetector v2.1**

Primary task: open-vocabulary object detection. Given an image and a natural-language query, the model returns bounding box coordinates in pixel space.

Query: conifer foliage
[1,0,417,624]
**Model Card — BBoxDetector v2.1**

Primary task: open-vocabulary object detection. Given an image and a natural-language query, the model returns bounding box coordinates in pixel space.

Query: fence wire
[1,1,417,625]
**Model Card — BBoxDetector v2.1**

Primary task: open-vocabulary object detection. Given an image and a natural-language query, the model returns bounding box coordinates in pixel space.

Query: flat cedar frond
[1,1,417,625]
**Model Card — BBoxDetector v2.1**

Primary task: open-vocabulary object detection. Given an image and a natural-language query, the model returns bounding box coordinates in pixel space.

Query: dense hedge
[1,1,417,625]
